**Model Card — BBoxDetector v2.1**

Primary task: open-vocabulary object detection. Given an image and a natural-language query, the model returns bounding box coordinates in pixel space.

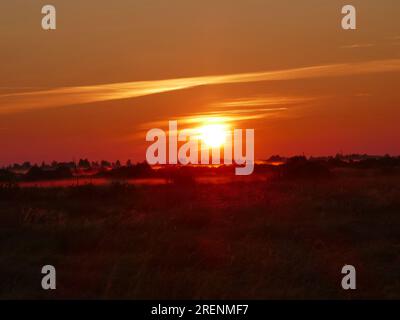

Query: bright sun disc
[198,123,228,148]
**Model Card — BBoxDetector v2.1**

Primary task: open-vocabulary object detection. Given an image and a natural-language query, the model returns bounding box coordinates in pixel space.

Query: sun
[198,123,229,148]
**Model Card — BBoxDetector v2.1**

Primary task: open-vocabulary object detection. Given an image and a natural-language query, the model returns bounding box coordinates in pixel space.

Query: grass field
[1,168,399,299]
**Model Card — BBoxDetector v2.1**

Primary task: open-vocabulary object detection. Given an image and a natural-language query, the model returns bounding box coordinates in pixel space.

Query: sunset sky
[1,0,400,165]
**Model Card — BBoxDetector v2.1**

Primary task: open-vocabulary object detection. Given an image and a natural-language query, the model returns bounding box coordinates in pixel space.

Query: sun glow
[198,123,229,148]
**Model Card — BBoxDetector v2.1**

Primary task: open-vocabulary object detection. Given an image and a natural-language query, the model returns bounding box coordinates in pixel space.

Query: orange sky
[1,0,400,165]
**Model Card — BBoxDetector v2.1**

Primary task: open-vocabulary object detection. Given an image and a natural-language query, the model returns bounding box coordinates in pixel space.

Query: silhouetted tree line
[5,158,135,171]
[96,162,152,179]
[1,155,400,182]
[25,165,73,181]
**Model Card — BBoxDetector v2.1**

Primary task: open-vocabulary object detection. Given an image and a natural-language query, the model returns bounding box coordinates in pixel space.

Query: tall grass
[0,169,399,299]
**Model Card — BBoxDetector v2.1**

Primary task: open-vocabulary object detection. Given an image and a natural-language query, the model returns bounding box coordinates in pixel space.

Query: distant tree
[115,160,121,168]
[22,161,32,169]
[64,161,76,169]
[126,159,133,167]
[335,153,343,160]
[101,160,111,168]
[25,166,42,181]
[12,163,21,170]
[287,156,307,164]
[78,158,90,168]
[25,165,72,181]
[0,169,16,182]
[267,155,284,162]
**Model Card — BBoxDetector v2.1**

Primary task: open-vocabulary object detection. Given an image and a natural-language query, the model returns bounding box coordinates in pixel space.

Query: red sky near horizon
[1,0,400,165]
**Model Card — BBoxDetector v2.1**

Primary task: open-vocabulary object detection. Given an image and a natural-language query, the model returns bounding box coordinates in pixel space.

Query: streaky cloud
[340,43,375,49]
[212,96,315,108]
[1,59,400,114]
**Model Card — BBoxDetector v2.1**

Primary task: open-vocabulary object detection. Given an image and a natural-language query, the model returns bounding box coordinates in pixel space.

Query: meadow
[0,166,399,299]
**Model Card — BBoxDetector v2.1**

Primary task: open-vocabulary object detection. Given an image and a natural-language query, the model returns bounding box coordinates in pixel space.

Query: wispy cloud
[340,43,375,49]
[1,59,400,114]
[140,95,314,133]
[211,96,315,108]
[142,112,271,131]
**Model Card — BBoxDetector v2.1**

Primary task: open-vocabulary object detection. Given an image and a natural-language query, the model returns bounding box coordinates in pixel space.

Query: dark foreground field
[1,168,399,299]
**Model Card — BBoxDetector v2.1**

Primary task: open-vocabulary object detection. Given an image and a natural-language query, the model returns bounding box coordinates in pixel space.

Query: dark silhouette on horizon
[1,154,400,184]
